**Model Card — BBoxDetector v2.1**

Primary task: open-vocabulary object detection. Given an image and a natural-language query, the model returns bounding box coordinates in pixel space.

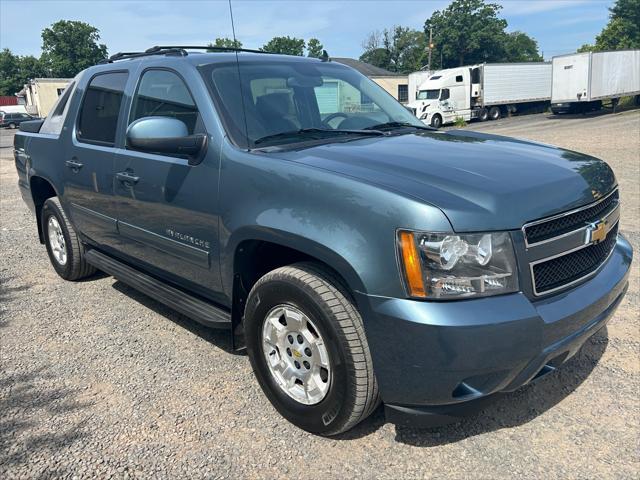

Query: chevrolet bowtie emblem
[586,220,608,245]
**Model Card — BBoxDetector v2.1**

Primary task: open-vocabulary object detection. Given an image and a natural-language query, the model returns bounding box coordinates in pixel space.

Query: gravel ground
[1,110,639,479]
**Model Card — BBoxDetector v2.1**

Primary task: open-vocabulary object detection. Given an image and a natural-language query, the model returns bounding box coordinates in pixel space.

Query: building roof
[331,58,401,77]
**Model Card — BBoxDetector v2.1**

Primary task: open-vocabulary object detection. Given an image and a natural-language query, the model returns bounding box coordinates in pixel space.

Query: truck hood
[275,129,616,232]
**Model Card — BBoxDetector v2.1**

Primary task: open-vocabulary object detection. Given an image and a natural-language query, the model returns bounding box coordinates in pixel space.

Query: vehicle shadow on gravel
[335,328,609,443]
[391,328,609,447]
[0,366,94,467]
[0,276,34,328]
[112,281,240,355]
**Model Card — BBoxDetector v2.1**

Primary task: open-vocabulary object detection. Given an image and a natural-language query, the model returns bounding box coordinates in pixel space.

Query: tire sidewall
[431,114,442,128]
[42,200,74,279]
[245,277,352,435]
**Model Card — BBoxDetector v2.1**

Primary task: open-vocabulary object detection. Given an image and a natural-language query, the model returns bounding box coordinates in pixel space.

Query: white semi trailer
[407,62,552,128]
[550,50,640,114]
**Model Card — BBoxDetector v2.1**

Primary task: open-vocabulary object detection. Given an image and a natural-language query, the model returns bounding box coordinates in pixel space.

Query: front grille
[532,223,618,294]
[524,189,619,245]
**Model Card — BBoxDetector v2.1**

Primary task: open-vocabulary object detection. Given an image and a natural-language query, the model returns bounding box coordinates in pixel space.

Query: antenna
[228,0,250,150]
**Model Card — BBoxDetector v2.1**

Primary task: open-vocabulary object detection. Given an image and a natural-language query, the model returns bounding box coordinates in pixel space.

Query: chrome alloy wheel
[47,216,68,265]
[261,305,331,405]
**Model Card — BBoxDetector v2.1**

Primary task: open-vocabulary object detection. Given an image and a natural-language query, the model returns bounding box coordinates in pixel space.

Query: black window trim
[76,69,129,148]
[125,66,208,155]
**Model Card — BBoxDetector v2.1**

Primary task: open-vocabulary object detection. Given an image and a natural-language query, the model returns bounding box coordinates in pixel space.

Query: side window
[40,81,76,135]
[78,72,128,145]
[130,69,202,135]
[455,75,463,83]
[440,89,450,100]
[397,84,409,103]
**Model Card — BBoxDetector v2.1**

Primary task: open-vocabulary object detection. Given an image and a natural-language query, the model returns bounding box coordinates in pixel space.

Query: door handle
[65,159,84,171]
[116,171,140,185]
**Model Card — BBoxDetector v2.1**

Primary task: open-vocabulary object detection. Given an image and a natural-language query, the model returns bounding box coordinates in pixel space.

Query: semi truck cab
[408,66,482,128]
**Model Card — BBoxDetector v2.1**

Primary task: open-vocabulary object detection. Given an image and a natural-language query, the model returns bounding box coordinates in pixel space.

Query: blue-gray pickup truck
[14,46,632,436]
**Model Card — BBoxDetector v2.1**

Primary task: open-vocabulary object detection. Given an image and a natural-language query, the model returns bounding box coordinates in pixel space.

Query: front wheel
[430,114,443,128]
[245,263,379,436]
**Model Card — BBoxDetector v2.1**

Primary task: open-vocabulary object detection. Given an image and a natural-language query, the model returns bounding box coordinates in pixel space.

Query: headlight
[397,230,519,299]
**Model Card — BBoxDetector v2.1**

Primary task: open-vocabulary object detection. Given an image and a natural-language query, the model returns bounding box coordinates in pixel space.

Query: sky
[0,0,614,61]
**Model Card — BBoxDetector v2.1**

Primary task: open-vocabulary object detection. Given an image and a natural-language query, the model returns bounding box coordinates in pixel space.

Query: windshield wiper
[365,121,434,131]
[254,127,385,146]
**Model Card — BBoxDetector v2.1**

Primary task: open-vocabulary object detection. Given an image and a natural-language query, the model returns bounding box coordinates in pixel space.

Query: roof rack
[99,45,274,64]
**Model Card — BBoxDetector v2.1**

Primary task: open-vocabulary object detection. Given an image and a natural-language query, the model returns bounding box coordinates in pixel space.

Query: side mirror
[126,117,208,166]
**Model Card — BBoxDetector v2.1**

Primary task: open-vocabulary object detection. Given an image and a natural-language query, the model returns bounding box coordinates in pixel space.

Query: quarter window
[77,72,128,145]
[129,69,202,135]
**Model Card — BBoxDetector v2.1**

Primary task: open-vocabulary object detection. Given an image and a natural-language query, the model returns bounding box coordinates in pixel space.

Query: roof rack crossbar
[149,45,272,55]
[99,44,326,64]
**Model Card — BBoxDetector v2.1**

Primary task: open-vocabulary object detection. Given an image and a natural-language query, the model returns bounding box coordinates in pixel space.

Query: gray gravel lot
[1,110,639,479]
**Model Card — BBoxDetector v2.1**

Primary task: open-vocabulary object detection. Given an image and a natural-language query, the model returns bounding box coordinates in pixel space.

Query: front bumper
[356,234,632,426]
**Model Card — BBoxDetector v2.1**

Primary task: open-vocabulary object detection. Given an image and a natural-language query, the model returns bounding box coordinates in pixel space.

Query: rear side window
[77,71,128,145]
[129,69,202,134]
[40,80,76,135]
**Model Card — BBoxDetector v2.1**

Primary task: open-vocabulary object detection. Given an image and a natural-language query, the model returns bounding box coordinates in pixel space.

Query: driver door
[113,68,223,297]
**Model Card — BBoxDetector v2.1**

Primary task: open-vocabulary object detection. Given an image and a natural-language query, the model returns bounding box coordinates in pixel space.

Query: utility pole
[427,27,433,72]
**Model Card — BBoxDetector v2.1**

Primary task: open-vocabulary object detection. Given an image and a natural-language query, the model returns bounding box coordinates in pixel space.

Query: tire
[488,106,501,120]
[430,114,443,128]
[41,197,96,281]
[9,123,16,129]
[478,108,489,122]
[244,262,379,436]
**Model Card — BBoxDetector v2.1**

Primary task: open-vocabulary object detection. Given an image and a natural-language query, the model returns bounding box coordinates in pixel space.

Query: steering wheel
[321,112,349,128]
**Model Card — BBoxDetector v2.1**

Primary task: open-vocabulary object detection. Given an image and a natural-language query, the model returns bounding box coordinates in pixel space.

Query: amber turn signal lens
[399,231,426,297]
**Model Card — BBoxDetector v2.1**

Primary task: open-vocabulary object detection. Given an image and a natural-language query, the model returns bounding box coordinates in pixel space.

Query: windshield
[200,59,424,148]
[417,89,440,100]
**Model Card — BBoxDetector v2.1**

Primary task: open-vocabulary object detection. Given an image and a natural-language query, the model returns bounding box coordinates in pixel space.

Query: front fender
[218,144,452,299]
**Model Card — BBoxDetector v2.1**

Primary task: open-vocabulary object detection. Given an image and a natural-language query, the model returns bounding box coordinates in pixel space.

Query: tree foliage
[425,0,509,67]
[360,0,542,71]
[0,49,46,96]
[41,20,108,77]
[594,0,640,50]
[307,38,324,58]
[503,31,543,62]
[262,36,306,56]
[359,27,427,73]
[207,37,243,50]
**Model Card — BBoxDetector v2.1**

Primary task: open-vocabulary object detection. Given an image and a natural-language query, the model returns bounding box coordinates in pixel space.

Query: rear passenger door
[113,68,223,298]
[64,71,128,248]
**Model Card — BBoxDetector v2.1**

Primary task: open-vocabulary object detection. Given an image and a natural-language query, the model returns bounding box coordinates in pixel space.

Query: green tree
[307,38,324,58]
[40,20,108,77]
[424,0,509,67]
[359,27,427,73]
[577,43,596,53]
[586,0,640,51]
[262,36,305,56]
[0,49,21,95]
[503,31,543,62]
[207,37,243,50]
[0,49,46,96]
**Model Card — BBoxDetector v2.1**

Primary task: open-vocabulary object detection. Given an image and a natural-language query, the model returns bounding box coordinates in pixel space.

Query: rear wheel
[244,262,379,436]
[488,106,501,120]
[430,114,443,128]
[42,197,96,281]
[8,123,16,129]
